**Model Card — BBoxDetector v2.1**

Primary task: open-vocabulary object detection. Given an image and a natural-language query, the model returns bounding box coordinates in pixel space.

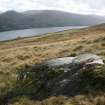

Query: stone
[43,53,104,73]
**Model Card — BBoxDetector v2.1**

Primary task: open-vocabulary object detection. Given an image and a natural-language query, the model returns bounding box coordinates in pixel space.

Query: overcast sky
[0,0,105,15]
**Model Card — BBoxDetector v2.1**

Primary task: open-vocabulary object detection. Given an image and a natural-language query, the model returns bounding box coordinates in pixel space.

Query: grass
[0,25,105,104]
[8,95,105,105]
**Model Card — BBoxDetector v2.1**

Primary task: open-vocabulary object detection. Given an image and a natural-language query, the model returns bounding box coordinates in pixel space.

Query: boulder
[17,53,104,99]
[43,53,104,73]
[72,53,104,65]
[41,53,104,96]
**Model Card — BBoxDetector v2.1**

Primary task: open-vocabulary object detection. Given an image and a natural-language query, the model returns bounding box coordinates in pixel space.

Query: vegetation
[0,10,105,32]
[0,25,105,104]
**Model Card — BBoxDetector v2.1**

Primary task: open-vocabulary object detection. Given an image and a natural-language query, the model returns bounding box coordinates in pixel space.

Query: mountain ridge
[0,10,105,32]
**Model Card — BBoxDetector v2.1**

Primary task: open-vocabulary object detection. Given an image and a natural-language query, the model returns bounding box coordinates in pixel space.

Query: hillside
[0,10,105,32]
[0,24,105,105]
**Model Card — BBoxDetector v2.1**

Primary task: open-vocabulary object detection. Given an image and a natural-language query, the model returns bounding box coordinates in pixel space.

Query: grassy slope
[0,25,105,104]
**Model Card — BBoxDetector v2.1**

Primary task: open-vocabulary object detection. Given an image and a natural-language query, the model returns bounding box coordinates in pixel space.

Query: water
[0,26,87,41]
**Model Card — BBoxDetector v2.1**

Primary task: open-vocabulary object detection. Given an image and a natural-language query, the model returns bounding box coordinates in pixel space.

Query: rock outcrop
[4,53,104,102]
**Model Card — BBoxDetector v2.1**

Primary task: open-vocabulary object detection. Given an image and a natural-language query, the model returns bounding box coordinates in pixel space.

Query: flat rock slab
[45,57,75,67]
[44,53,104,69]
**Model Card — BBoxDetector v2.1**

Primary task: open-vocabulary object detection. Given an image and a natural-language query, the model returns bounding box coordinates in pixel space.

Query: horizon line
[0,9,105,16]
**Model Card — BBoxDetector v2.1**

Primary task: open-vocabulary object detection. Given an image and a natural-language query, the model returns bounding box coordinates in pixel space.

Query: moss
[81,65,105,92]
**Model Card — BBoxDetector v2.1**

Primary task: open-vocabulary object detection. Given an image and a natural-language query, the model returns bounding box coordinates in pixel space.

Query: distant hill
[0,10,105,32]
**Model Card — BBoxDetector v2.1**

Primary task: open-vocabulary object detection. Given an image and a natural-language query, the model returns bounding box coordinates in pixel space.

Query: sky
[0,0,105,15]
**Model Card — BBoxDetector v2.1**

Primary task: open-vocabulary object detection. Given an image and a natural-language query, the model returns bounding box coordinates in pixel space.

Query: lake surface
[0,26,87,41]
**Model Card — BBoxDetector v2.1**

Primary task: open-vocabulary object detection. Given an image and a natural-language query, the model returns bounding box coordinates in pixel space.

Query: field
[0,25,105,105]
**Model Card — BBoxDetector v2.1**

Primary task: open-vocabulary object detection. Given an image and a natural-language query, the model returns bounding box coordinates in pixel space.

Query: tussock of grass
[9,95,105,105]
[66,95,105,105]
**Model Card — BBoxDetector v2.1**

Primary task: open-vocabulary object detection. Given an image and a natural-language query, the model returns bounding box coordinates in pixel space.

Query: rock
[45,57,74,67]
[43,53,104,73]
[72,53,104,65]
[16,53,104,99]
[41,53,104,96]
[44,57,75,72]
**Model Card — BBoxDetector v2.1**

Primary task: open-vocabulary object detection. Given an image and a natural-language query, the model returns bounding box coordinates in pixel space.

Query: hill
[0,24,105,105]
[0,10,105,32]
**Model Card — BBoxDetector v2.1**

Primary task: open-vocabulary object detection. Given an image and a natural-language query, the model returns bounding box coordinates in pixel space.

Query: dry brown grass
[65,95,105,105]
[0,25,105,105]
[10,95,105,105]
[0,26,105,73]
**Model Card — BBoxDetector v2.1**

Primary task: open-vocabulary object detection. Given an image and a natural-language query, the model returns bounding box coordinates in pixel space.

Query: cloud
[0,0,105,15]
